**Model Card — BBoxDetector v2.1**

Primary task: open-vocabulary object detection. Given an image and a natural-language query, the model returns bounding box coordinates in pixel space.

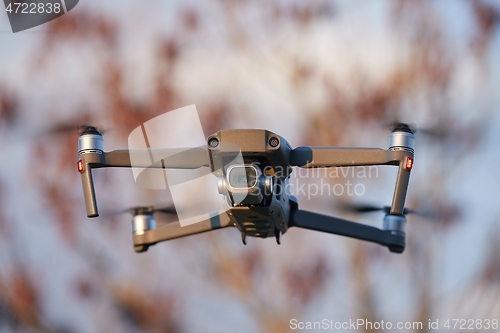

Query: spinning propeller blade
[153,206,177,214]
[338,202,430,218]
[384,121,446,139]
[98,205,177,218]
[97,208,130,219]
[46,123,110,135]
[130,205,178,216]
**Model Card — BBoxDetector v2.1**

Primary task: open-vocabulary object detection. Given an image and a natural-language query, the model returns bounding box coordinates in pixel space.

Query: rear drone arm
[289,209,405,253]
[78,147,209,217]
[132,212,233,252]
[290,147,413,216]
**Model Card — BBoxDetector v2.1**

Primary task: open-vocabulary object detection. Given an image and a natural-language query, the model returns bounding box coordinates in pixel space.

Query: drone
[77,124,415,254]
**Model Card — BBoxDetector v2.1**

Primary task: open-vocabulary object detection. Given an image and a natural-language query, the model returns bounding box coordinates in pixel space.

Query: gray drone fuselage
[208,129,295,243]
[77,127,415,253]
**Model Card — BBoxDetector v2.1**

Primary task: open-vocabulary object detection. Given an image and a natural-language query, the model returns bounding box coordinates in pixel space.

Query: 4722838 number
[444,319,498,330]
[5,2,62,14]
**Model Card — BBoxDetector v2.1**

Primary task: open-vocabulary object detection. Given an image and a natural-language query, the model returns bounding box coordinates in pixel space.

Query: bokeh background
[1,1,500,332]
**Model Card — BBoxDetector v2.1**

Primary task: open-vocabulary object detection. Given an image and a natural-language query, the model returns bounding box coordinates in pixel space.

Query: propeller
[98,205,177,218]
[384,121,446,140]
[338,202,436,219]
[45,123,110,136]
[130,206,177,215]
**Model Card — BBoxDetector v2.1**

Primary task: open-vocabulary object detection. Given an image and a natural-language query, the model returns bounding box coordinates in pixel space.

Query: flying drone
[77,124,415,253]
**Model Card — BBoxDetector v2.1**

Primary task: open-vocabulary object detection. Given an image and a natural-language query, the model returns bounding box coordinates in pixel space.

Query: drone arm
[80,164,99,218]
[392,158,411,215]
[290,147,408,167]
[102,147,210,169]
[78,147,210,218]
[290,147,413,215]
[133,212,233,246]
[289,209,405,253]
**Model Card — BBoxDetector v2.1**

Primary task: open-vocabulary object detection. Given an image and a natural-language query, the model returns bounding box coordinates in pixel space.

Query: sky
[0,1,499,332]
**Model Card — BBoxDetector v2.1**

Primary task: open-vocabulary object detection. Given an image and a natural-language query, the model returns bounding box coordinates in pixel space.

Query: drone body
[77,125,415,254]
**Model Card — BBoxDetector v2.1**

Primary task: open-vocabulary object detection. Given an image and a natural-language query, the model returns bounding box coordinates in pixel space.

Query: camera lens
[269,137,279,148]
[208,137,219,148]
[237,174,247,184]
[228,166,257,188]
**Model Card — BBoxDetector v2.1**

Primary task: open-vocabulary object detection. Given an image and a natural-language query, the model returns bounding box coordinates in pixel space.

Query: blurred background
[0,0,500,332]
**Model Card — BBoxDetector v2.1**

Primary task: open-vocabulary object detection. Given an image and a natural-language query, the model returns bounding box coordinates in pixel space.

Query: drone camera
[218,164,273,206]
[228,165,258,188]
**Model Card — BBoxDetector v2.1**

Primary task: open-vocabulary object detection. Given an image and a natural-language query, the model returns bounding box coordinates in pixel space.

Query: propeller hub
[130,207,153,215]
[78,130,104,155]
[389,128,415,153]
[383,214,406,236]
[132,213,156,236]
[80,126,101,135]
[390,123,413,133]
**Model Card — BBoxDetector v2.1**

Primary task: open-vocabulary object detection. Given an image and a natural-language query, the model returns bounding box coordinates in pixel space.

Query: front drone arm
[290,147,413,215]
[78,147,209,217]
[82,147,210,169]
[291,147,398,167]
[104,147,210,168]
[289,209,405,253]
[132,212,233,249]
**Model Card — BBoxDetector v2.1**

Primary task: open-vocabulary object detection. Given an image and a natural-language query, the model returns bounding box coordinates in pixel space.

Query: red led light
[77,160,84,173]
[405,157,413,171]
